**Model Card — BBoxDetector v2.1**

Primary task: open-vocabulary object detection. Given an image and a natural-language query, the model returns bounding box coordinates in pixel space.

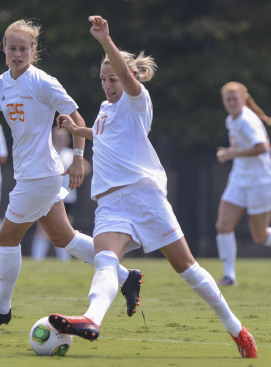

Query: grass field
[0,257,270,367]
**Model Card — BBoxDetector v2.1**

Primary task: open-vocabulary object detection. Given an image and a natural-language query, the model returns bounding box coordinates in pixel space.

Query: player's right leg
[49,233,130,340]
[0,217,33,325]
[215,200,245,285]
[43,202,142,315]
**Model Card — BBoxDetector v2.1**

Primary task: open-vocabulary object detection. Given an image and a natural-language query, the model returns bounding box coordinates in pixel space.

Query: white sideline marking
[0,330,270,349]
[100,335,232,346]
[100,336,271,349]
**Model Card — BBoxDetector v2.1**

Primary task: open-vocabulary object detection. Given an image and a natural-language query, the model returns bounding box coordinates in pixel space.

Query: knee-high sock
[216,232,237,280]
[180,262,241,337]
[84,250,119,326]
[264,227,271,246]
[0,245,22,314]
[64,231,128,285]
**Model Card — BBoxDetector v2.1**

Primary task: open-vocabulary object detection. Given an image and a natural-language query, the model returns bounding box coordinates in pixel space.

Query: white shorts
[94,179,184,253]
[222,181,271,215]
[5,176,68,223]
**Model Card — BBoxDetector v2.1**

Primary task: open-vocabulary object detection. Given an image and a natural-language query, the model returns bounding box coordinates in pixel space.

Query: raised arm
[88,15,141,96]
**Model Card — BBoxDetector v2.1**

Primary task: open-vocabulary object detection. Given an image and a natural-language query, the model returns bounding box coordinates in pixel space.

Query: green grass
[0,258,270,367]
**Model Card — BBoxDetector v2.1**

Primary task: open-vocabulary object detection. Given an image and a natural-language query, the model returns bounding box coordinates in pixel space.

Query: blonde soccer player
[216,81,271,286]
[0,19,143,327]
[49,15,257,358]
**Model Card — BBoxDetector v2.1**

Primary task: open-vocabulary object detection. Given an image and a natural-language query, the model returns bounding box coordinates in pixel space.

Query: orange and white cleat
[229,325,257,358]
[49,314,100,341]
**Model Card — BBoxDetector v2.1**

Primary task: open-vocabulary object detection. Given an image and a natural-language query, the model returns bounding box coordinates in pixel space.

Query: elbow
[0,156,7,165]
[255,143,269,155]
[260,143,269,154]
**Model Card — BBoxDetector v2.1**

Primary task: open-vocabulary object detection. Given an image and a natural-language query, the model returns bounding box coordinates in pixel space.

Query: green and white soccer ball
[30,316,73,356]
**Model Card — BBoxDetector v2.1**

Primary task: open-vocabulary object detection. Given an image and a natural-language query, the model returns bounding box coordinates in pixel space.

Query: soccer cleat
[229,325,257,358]
[217,276,236,286]
[48,314,100,341]
[0,309,11,325]
[121,269,144,317]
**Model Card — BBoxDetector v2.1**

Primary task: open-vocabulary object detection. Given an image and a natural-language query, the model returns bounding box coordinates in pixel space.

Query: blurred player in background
[216,81,271,286]
[49,16,257,359]
[31,127,91,261]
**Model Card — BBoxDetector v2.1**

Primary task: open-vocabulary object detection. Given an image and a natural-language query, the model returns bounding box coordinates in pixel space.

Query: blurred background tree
[0,0,270,256]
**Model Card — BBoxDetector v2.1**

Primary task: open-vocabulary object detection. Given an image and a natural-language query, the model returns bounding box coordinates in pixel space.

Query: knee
[216,219,232,234]
[251,231,267,244]
[49,232,74,248]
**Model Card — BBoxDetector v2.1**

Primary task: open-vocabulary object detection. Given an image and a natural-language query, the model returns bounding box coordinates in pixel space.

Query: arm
[57,114,93,140]
[0,156,7,165]
[61,111,89,190]
[216,142,268,163]
[89,15,141,96]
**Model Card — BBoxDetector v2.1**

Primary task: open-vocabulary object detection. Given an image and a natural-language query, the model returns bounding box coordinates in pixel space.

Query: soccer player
[0,19,142,327]
[49,15,257,358]
[215,81,271,286]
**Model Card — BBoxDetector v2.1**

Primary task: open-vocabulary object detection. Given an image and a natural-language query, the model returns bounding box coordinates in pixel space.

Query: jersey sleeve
[241,117,267,146]
[0,125,8,157]
[124,84,153,132]
[39,76,79,115]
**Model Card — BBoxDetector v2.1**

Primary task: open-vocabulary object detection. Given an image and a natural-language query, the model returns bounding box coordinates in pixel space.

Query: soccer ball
[29,316,73,356]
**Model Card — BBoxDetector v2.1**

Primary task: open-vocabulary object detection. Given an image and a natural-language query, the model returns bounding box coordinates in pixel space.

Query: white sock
[31,236,50,260]
[64,231,95,265]
[216,232,237,280]
[0,245,22,314]
[180,262,242,337]
[264,227,271,247]
[64,231,129,285]
[84,250,119,325]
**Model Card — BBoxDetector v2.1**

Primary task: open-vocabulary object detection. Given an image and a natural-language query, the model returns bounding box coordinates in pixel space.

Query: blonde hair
[221,81,271,126]
[102,50,157,82]
[2,19,41,65]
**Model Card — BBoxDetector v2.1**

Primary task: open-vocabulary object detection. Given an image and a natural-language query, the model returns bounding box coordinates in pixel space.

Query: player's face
[100,63,123,103]
[222,90,245,119]
[4,32,34,79]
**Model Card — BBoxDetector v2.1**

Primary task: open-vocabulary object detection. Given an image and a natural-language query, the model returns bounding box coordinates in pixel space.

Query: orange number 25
[6,103,25,122]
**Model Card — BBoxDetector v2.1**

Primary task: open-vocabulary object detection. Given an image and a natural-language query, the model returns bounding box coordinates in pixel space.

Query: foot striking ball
[29,316,73,356]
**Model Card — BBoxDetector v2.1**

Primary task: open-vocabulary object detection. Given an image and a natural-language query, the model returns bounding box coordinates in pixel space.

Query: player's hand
[57,114,77,134]
[63,158,84,190]
[88,15,109,41]
[216,147,236,163]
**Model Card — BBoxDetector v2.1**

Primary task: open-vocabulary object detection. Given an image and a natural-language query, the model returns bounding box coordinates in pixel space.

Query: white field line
[100,336,271,349]
[0,330,269,349]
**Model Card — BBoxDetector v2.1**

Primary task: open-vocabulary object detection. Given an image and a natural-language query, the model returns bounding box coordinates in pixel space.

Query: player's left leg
[249,211,271,246]
[160,237,257,358]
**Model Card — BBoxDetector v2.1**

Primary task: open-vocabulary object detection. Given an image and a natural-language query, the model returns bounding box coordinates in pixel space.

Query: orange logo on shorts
[162,228,177,237]
[8,209,25,218]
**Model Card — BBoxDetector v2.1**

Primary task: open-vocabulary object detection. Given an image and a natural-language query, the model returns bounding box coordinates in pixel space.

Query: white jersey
[0,124,8,191]
[0,65,78,180]
[91,84,167,200]
[226,106,271,187]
